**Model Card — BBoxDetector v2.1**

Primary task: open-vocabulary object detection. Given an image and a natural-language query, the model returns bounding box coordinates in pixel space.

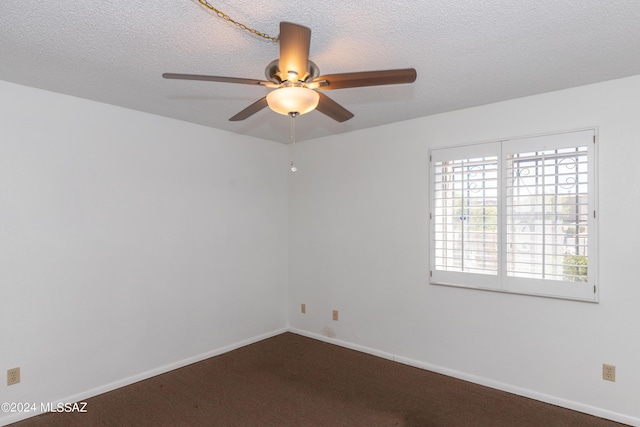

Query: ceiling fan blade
[315,92,354,122]
[229,97,269,121]
[278,22,311,80]
[163,73,272,86]
[313,68,417,90]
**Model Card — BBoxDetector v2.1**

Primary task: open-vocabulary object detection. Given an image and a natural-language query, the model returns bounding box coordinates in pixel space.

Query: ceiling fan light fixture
[266,87,319,115]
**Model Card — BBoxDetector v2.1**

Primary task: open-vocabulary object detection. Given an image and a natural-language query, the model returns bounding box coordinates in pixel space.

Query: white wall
[0,81,288,425]
[289,74,640,425]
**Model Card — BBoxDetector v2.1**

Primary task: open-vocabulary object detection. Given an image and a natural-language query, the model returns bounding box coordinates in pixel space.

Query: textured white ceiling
[2,1,640,143]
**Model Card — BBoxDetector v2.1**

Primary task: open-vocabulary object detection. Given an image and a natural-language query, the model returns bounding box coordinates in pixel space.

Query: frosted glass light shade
[266,87,320,115]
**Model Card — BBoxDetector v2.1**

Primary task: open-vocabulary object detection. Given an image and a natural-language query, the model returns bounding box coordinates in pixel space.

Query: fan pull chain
[289,112,298,172]
[197,1,279,42]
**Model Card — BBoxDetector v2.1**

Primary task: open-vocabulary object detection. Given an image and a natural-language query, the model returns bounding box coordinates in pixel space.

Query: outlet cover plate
[603,364,616,382]
[7,367,20,386]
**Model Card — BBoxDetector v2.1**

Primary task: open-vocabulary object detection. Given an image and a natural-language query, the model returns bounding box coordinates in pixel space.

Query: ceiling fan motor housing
[265,59,320,85]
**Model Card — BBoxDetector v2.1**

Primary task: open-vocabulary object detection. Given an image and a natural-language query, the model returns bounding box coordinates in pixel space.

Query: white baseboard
[288,328,396,361]
[0,327,288,427]
[287,327,639,427]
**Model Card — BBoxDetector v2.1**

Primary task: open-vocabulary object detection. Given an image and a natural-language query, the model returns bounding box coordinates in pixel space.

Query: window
[430,129,597,301]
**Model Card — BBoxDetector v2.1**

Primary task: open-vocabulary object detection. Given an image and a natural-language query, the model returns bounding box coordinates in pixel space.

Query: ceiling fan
[163,22,417,123]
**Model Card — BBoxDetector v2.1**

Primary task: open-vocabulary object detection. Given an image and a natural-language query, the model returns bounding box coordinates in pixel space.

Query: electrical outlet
[7,367,20,386]
[603,364,616,382]
[332,310,339,321]
[301,303,306,314]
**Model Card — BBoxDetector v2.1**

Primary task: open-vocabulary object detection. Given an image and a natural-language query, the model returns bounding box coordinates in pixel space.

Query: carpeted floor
[9,332,627,426]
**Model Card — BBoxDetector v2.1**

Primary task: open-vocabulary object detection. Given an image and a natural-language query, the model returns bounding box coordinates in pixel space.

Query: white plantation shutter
[501,130,596,300]
[430,129,597,301]
[431,142,500,289]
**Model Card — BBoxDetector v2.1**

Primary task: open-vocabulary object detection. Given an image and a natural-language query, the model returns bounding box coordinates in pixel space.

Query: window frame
[429,128,598,302]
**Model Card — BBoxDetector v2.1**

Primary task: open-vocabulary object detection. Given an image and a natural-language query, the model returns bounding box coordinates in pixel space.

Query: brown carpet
[10,332,627,427]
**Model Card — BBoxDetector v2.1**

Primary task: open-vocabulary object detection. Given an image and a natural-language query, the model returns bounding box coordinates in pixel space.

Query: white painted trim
[287,328,639,426]
[0,328,288,427]
[288,328,395,361]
